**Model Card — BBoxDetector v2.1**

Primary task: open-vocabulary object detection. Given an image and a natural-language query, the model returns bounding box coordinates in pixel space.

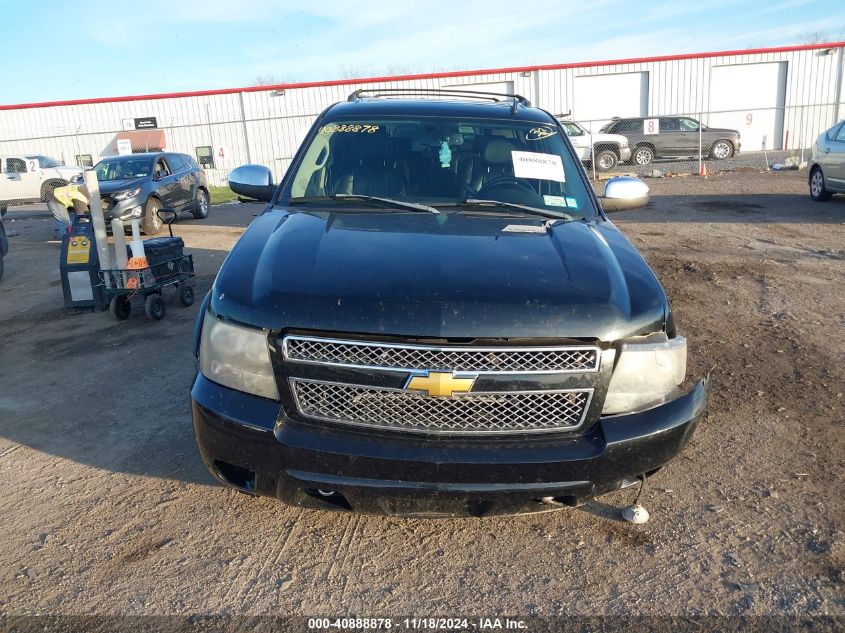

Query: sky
[1,0,844,105]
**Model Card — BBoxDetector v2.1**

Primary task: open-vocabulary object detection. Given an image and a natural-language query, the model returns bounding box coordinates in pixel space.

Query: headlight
[602,335,686,415]
[113,187,141,201]
[199,313,279,400]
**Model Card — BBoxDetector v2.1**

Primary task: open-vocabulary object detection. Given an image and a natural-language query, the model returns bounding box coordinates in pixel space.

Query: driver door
[1,157,41,203]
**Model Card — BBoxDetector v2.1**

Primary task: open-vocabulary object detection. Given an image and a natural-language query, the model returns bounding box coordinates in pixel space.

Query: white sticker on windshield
[511,151,565,182]
[543,195,566,207]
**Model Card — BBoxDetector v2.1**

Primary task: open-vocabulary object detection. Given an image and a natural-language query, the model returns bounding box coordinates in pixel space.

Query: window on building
[196,146,214,169]
[76,154,93,168]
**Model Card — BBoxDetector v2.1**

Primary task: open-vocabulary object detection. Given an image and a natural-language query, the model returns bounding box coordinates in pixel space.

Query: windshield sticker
[502,224,547,234]
[320,124,381,135]
[511,151,565,182]
[565,196,579,209]
[543,195,566,207]
[526,126,557,141]
[439,141,452,168]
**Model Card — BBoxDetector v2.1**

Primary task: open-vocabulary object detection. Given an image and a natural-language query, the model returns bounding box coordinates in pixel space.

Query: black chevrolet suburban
[191,90,708,517]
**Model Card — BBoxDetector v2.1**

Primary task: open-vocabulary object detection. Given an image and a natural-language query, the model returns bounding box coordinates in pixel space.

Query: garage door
[708,62,787,151]
[574,72,649,132]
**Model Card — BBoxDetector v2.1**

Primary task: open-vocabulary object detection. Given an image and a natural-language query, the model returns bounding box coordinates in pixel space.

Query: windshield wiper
[455,199,575,221]
[289,194,439,214]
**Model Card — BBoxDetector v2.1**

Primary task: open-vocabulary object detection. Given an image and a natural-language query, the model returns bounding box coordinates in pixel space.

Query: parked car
[600,116,741,166]
[91,152,209,235]
[191,91,708,517]
[0,155,82,217]
[558,118,631,171]
[0,216,8,282]
[808,120,845,201]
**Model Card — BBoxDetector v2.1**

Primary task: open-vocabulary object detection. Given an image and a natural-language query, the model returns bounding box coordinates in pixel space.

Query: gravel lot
[0,170,842,619]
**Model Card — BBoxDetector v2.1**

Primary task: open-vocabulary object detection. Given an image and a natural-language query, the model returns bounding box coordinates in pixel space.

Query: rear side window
[835,125,845,142]
[167,154,186,171]
[613,119,642,133]
[661,118,681,132]
[4,158,26,173]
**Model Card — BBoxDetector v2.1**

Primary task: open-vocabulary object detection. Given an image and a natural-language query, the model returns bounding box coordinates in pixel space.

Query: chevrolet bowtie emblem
[405,371,476,397]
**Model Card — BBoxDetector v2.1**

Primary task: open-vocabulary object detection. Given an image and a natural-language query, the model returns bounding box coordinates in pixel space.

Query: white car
[558,120,632,172]
[0,155,82,216]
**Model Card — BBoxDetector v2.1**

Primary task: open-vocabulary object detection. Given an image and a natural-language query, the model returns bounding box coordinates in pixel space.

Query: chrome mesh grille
[291,379,592,434]
[283,337,599,373]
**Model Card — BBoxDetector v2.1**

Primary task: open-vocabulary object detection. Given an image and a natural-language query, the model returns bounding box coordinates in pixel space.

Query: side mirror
[229,164,275,202]
[601,176,650,212]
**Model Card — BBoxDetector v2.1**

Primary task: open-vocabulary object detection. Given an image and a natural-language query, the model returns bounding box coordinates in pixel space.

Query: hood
[705,127,739,135]
[97,177,147,194]
[592,133,628,144]
[55,165,83,177]
[211,209,668,341]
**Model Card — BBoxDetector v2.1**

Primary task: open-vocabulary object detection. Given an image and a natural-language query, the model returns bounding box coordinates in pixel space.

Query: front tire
[594,149,618,172]
[0,204,7,217]
[633,146,654,166]
[110,295,131,320]
[192,189,209,220]
[709,140,734,160]
[144,294,166,320]
[178,284,194,307]
[810,167,832,201]
[142,197,163,235]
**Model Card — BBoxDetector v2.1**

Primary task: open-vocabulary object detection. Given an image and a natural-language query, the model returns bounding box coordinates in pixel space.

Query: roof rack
[347,88,531,114]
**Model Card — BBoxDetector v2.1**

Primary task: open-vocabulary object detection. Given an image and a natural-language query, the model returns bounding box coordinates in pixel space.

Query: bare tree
[253,74,290,86]
[796,30,829,44]
[795,27,845,45]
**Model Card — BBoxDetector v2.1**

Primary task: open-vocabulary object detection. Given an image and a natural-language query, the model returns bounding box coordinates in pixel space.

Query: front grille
[283,336,599,373]
[291,379,592,434]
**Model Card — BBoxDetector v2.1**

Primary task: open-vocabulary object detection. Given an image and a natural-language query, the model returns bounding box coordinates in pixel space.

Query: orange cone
[698,162,707,177]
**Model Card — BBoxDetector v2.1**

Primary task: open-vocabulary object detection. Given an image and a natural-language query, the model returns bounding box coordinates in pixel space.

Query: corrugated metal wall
[1,45,843,185]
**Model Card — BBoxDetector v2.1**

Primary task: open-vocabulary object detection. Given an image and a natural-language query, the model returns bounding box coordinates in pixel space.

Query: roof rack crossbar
[347,88,531,112]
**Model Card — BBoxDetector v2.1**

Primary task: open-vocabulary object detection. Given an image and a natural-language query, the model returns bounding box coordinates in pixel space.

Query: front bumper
[102,196,145,222]
[191,374,708,517]
[619,147,632,161]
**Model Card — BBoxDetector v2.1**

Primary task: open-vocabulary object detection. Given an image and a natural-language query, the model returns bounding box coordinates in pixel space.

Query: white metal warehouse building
[1,41,843,185]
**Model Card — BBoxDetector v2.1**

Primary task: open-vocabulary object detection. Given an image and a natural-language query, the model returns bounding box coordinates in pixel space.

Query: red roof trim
[2,41,843,111]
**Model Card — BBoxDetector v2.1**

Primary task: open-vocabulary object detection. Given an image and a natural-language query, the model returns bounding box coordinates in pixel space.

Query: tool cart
[99,209,195,321]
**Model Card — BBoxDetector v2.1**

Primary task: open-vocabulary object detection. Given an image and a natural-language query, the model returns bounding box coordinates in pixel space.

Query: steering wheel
[476,176,538,199]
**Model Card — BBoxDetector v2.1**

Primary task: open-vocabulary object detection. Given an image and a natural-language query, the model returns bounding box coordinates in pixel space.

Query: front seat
[458,137,518,193]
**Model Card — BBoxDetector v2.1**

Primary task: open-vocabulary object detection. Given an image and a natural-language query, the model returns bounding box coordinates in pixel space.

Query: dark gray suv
[601,116,741,166]
[92,152,209,235]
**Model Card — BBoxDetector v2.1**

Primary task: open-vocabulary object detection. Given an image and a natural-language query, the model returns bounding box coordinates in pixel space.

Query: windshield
[26,155,62,168]
[93,157,153,181]
[284,116,594,217]
[560,121,584,136]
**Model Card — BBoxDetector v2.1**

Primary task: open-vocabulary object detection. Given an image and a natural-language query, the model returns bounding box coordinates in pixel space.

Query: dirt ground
[0,170,842,619]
